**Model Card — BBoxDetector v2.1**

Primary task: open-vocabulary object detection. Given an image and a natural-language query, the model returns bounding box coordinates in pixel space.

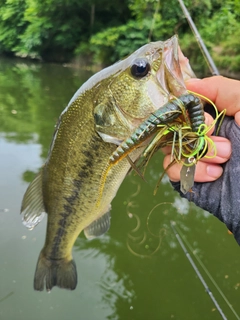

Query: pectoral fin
[84,209,111,240]
[21,170,46,230]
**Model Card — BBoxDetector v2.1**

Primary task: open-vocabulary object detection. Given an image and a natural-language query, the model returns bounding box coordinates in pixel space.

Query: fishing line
[127,202,167,258]
[172,221,240,320]
[0,291,14,303]
[177,0,220,76]
[170,221,228,320]
[148,0,161,41]
[170,6,235,316]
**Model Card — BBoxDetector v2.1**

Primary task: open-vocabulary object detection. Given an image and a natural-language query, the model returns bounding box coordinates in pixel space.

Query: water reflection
[76,235,136,319]
[0,57,92,153]
[1,57,240,320]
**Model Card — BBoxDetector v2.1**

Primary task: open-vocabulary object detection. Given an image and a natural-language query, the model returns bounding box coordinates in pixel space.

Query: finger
[192,162,223,182]
[162,136,231,165]
[205,112,214,136]
[163,136,231,182]
[186,76,240,116]
[163,155,223,182]
[200,136,232,164]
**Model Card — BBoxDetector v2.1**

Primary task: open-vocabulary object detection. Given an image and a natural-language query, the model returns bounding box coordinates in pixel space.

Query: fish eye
[130,58,150,78]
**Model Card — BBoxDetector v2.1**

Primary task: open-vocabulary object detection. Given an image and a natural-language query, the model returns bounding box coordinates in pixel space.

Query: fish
[20,35,195,291]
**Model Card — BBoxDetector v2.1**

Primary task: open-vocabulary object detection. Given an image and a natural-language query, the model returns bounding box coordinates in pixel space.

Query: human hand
[163,76,240,243]
[163,76,240,182]
[186,76,240,125]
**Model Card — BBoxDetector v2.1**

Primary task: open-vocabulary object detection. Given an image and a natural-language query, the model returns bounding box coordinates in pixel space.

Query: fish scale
[21,35,196,291]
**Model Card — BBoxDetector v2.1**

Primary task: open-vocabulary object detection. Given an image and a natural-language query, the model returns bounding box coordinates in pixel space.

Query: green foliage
[88,19,152,64]
[0,0,131,61]
[197,0,240,72]
[15,0,85,61]
[0,0,240,73]
[213,28,240,73]
[0,0,27,54]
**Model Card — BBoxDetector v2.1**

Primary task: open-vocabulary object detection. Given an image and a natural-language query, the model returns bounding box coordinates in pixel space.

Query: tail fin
[34,252,77,291]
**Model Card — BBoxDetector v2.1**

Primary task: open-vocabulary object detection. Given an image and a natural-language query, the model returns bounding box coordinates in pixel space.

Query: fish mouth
[177,46,196,80]
[158,35,196,96]
[165,35,196,79]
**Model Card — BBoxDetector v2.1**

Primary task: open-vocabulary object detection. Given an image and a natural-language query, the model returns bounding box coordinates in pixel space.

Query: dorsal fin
[21,170,46,230]
[84,209,111,240]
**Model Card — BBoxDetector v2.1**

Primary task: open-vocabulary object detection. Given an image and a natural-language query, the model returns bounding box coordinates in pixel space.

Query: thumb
[186,76,240,117]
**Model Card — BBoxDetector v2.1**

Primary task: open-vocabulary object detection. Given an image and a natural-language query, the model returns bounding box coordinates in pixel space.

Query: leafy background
[0,0,239,76]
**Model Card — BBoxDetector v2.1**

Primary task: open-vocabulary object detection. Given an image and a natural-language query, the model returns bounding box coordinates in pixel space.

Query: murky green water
[0,57,240,320]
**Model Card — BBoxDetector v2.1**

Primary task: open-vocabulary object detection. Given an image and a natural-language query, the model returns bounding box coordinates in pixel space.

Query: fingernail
[185,78,201,84]
[206,165,223,178]
[209,141,232,158]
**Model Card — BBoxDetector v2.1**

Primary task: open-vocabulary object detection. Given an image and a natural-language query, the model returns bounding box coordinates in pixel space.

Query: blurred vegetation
[0,0,239,74]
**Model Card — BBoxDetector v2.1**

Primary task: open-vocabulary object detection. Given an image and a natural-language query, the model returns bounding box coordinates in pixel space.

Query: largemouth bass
[21,35,195,291]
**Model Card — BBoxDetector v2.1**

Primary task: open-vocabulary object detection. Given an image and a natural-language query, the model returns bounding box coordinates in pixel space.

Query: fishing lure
[109,93,204,163]
[97,93,204,198]
[98,92,224,201]
[141,91,225,194]
[149,92,225,194]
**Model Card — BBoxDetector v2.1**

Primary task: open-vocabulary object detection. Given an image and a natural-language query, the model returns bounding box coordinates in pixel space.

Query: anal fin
[84,209,111,240]
[21,170,46,230]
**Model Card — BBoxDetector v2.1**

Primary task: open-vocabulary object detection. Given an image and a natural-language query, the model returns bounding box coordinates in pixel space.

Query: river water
[0,57,240,320]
